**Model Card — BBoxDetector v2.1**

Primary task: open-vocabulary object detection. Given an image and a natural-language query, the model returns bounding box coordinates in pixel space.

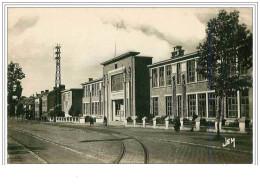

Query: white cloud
[7,7,253,97]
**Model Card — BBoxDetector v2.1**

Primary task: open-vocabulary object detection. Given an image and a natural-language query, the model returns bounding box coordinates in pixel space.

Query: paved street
[7,119,253,164]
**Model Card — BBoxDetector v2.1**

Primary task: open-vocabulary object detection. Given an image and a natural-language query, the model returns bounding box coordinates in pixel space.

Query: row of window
[151,59,206,88]
[83,82,103,97]
[152,90,249,118]
[83,102,103,116]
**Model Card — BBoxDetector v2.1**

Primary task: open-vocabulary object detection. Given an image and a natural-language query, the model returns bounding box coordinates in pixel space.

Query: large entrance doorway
[112,99,124,121]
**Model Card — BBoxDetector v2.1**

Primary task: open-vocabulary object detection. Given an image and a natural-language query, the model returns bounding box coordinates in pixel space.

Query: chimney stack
[171,46,184,58]
[89,78,93,82]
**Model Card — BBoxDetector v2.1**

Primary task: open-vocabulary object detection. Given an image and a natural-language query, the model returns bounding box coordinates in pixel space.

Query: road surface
[7,119,253,164]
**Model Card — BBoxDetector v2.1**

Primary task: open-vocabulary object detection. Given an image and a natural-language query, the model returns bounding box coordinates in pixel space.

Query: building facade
[82,78,104,118]
[61,88,83,117]
[101,51,152,123]
[34,95,41,119]
[41,90,49,114]
[148,46,253,121]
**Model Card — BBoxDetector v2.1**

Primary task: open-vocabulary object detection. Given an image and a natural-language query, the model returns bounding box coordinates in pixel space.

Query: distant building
[41,90,49,114]
[34,94,41,119]
[26,96,35,120]
[47,85,65,112]
[81,78,104,117]
[61,88,83,117]
[148,46,253,121]
[34,90,49,119]
[101,51,152,123]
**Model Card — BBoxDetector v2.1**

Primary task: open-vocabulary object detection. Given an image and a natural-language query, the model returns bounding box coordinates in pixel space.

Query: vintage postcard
[4,4,255,165]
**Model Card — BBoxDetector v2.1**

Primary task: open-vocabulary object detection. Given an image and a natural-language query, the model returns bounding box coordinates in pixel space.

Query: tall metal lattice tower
[54,44,61,88]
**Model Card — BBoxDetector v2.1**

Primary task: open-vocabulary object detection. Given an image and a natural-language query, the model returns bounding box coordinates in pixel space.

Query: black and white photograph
[1,1,259,190]
[5,5,255,164]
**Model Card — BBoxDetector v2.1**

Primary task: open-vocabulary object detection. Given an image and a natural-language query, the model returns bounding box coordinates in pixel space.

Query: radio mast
[54,44,61,88]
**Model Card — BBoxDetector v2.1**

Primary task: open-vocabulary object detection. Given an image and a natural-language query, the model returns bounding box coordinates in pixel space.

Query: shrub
[171,116,181,131]
[126,117,133,122]
[200,118,215,126]
[48,105,65,118]
[228,119,239,127]
[156,115,167,124]
[69,105,80,117]
[85,116,92,122]
[183,118,190,125]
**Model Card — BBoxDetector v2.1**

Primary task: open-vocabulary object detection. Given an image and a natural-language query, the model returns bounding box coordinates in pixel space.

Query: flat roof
[148,51,198,68]
[81,77,103,85]
[100,51,140,66]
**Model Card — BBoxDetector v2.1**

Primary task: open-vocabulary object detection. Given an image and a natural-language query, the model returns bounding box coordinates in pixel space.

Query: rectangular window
[198,93,206,117]
[197,62,205,81]
[95,83,97,96]
[95,102,98,115]
[177,95,182,117]
[86,103,90,115]
[92,102,95,115]
[88,85,90,97]
[177,63,181,85]
[91,84,94,96]
[227,92,238,118]
[152,97,158,116]
[165,96,172,116]
[187,60,195,83]
[241,90,249,117]
[188,94,196,117]
[111,73,123,92]
[166,65,172,86]
[159,67,165,86]
[152,68,158,87]
[83,103,86,115]
[208,93,216,117]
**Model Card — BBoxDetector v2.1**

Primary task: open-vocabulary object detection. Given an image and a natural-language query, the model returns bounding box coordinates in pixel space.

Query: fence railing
[123,116,250,133]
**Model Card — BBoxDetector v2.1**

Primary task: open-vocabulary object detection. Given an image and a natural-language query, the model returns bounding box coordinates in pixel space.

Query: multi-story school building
[81,78,104,117]
[101,51,152,123]
[148,46,253,121]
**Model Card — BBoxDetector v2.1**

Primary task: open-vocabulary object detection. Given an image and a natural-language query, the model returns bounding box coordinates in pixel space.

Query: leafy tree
[48,105,65,118]
[8,62,25,116]
[16,103,25,119]
[69,105,80,117]
[196,10,252,136]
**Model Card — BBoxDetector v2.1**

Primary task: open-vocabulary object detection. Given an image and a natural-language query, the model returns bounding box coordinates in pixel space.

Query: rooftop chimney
[171,46,185,58]
[45,90,49,93]
[41,91,44,94]
[89,78,93,82]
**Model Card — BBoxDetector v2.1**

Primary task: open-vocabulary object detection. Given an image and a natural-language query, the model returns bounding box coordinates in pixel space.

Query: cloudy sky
[8,7,252,97]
